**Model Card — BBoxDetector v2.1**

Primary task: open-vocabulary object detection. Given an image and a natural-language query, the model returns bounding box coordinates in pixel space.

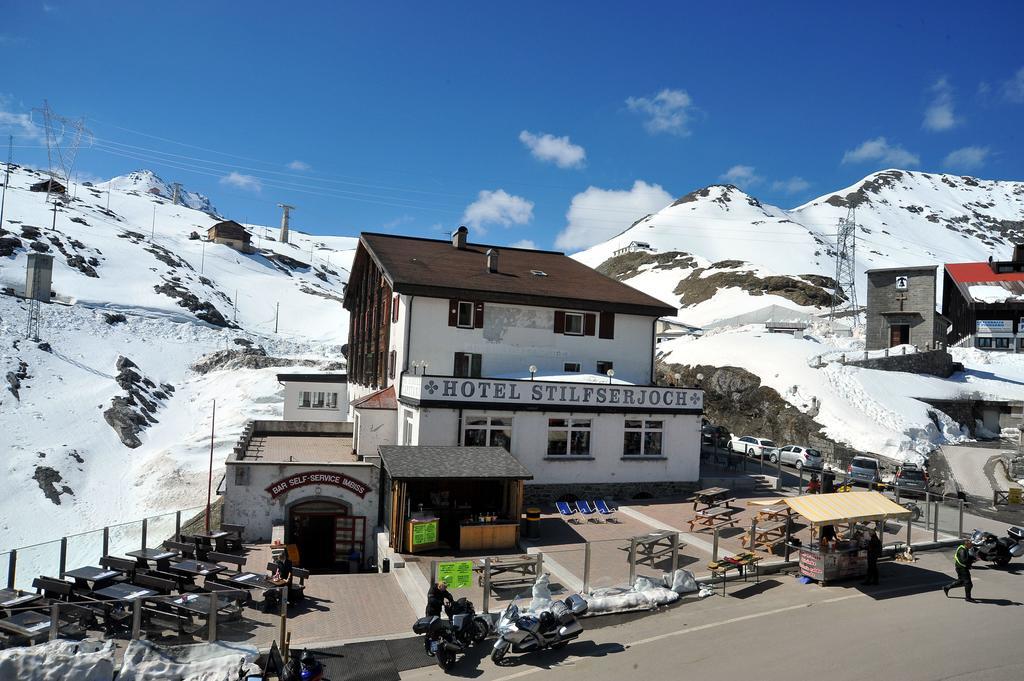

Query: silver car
[778,445,823,470]
[848,456,882,487]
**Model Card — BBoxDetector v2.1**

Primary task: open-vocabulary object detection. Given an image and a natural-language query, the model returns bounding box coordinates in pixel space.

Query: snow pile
[583,569,697,615]
[0,640,116,681]
[117,640,260,680]
[967,284,1018,304]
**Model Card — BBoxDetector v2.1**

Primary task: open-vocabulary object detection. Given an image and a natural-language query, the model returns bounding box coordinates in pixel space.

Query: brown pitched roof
[346,232,675,316]
[351,385,397,410]
[208,220,251,242]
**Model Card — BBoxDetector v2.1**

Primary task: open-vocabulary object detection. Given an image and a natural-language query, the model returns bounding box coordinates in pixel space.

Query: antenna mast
[829,205,860,328]
[277,203,295,244]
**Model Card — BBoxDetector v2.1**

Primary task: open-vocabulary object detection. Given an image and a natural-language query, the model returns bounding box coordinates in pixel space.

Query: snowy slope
[575,171,1024,327]
[1,164,356,557]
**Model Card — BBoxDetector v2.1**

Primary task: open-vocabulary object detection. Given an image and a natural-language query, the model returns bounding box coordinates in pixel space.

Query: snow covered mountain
[1,163,356,556]
[575,170,1024,326]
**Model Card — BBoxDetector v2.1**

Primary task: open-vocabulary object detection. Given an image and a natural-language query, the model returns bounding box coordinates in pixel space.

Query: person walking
[862,529,882,585]
[943,539,976,602]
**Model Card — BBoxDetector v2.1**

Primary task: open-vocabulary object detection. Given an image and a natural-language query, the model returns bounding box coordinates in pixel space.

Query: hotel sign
[402,376,703,411]
[976,319,1013,335]
[266,470,370,499]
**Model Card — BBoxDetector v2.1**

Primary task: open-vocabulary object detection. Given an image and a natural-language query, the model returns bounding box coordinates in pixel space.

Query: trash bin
[382,557,391,573]
[525,507,541,539]
[822,471,835,494]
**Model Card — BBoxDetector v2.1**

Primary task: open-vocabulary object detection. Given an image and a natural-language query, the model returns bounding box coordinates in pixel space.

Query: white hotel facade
[344,227,703,502]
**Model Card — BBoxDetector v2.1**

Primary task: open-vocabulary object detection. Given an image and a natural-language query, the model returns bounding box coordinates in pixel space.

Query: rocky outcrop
[153,280,233,327]
[191,347,314,374]
[33,466,74,505]
[103,356,174,448]
[6,361,29,400]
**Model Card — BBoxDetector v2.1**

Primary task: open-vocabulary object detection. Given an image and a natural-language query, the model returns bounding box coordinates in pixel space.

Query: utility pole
[171,182,182,206]
[829,205,860,328]
[233,289,238,322]
[0,136,11,229]
[151,205,156,241]
[205,400,216,533]
[274,302,280,334]
[277,203,294,244]
[200,238,206,274]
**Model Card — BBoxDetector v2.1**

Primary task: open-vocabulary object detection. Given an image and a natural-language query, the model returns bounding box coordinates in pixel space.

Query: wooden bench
[132,573,176,596]
[32,577,118,634]
[99,556,138,581]
[687,507,740,532]
[163,540,196,559]
[741,520,788,554]
[220,524,245,552]
[207,551,246,579]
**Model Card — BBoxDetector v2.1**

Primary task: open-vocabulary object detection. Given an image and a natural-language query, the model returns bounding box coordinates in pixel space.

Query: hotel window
[402,410,414,445]
[463,416,512,451]
[299,391,338,409]
[596,361,614,375]
[547,418,592,456]
[454,352,482,378]
[976,337,993,349]
[995,337,1011,349]
[554,310,596,336]
[449,299,484,329]
[563,362,581,373]
[623,419,663,456]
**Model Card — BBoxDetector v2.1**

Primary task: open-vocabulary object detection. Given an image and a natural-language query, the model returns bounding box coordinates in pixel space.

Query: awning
[378,445,533,481]
[782,491,911,526]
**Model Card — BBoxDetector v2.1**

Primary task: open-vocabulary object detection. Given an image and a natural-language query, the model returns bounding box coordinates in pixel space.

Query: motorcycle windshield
[496,597,519,632]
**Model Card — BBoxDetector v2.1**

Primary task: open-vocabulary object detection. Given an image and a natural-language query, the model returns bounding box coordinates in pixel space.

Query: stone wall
[524,480,699,504]
[846,349,961,378]
[864,267,939,351]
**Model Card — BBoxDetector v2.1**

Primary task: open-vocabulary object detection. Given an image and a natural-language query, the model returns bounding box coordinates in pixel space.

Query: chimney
[1014,244,1024,263]
[486,248,499,273]
[452,225,468,250]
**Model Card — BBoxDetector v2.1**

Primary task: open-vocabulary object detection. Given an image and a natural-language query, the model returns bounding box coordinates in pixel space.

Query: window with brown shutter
[553,310,565,334]
[474,302,485,328]
[599,311,615,339]
[388,349,396,379]
[584,313,596,336]
[392,295,400,323]
[448,299,459,326]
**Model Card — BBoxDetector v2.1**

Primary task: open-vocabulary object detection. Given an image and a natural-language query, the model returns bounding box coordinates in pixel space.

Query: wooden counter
[459,522,519,551]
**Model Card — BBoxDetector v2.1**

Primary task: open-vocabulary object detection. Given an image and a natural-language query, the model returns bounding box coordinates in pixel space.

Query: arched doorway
[287,499,366,572]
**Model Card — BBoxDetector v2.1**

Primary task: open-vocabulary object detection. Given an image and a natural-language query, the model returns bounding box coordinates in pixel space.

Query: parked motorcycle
[280,649,325,681]
[491,594,588,665]
[448,597,490,647]
[413,616,465,671]
[969,527,1024,568]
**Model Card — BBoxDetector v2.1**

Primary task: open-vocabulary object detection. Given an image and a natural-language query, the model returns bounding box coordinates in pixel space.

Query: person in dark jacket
[425,581,454,617]
[862,530,882,585]
[943,539,976,602]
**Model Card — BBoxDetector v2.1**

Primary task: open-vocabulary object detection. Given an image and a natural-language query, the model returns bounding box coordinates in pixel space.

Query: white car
[778,445,823,470]
[728,435,779,460]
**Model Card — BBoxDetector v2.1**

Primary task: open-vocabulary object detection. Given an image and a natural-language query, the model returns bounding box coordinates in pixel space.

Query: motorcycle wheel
[471,618,489,643]
[436,648,453,671]
[994,553,1011,568]
[491,642,510,665]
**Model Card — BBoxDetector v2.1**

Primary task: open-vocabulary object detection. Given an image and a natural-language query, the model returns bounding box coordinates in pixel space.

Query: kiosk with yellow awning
[781,491,912,585]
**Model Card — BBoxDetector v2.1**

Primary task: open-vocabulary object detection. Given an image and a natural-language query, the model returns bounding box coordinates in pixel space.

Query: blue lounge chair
[594,499,620,523]
[576,500,601,523]
[556,500,580,524]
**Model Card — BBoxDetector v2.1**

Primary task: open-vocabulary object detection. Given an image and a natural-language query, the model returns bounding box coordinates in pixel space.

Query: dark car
[701,422,730,448]
[892,465,928,497]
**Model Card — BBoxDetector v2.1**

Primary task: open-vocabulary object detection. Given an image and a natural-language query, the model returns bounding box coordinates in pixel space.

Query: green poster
[437,560,474,589]
[412,520,438,546]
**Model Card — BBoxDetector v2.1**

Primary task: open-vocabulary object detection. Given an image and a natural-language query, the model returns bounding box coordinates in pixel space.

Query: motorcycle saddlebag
[564,593,588,616]
[413,616,437,635]
[1008,527,1024,542]
[549,600,574,625]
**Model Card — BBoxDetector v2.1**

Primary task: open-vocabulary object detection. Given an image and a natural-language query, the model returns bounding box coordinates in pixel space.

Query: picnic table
[0,589,43,610]
[687,506,740,532]
[126,548,178,568]
[168,559,226,578]
[230,572,283,591]
[93,583,158,602]
[741,520,789,554]
[707,553,763,596]
[195,531,232,553]
[755,504,791,522]
[474,556,538,589]
[692,487,735,512]
[0,611,51,640]
[62,565,121,589]
[617,531,684,568]
[162,592,236,617]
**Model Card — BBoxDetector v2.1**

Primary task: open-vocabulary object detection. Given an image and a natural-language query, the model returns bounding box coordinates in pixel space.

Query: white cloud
[555,180,673,251]
[771,177,811,194]
[286,160,311,171]
[841,137,920,167]
[518,130,586,169]
[461,189,534,231]
[923,77,959,131]
[509,239,537,250]
[219,171,262,192]
[626,89,695,136]
[0,96,43,140]
[381,214,414,230]
[719,165,762,187]
[1004,66,1024,103]
[943,145,991,170]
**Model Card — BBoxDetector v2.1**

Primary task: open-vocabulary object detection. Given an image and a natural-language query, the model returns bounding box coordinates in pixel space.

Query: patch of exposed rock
[33,466,75,505]
[153,280,233,327]
[673,268,837,308]
[190,347,325,374]
[596,250,698,281]
[6,360,29,399]
[103,356,174,448]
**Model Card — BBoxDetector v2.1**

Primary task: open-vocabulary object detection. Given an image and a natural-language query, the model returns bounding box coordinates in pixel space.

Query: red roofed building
[942,245,1024,349]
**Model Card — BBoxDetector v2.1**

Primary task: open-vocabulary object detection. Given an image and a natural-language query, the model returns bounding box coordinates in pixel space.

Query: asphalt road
[402,547,1024,681]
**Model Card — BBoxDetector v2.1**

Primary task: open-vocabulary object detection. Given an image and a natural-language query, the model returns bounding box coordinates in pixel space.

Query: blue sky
[2,2,1022,252]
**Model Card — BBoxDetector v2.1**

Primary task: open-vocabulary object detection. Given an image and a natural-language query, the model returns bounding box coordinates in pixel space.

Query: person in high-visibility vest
[943,539,976,602]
